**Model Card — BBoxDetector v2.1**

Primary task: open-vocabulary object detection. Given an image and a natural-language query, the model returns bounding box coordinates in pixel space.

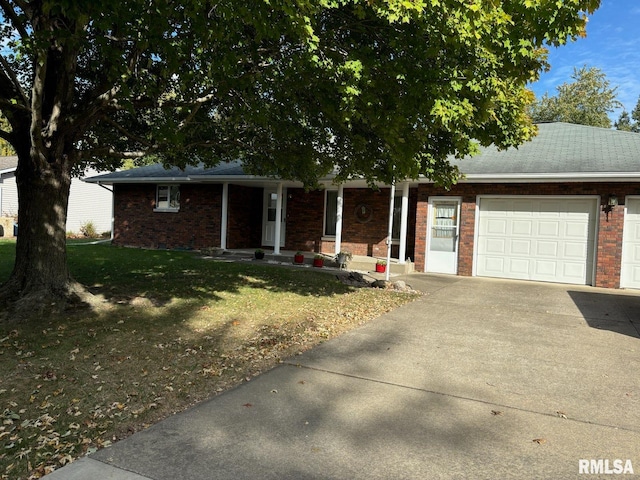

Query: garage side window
[155,185,180,212]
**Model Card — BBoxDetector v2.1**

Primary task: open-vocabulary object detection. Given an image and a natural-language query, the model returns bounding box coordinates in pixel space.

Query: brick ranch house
[85,122,640,289]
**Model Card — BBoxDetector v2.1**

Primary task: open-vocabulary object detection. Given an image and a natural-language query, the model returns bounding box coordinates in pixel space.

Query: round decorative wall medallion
[355,204,373,223]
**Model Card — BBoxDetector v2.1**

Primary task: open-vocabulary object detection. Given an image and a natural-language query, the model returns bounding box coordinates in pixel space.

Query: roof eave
[456,173,640,183]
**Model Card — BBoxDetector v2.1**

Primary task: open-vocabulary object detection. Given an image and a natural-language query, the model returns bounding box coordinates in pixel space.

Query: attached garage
[475,196,598,285]
[621,197,640,289]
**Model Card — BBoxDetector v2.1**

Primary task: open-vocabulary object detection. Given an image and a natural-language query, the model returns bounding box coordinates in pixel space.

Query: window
[324,190,338,236]
[392,195,402,240]
[155,185,180,211]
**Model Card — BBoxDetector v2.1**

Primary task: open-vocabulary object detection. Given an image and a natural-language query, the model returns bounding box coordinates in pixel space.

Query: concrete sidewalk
[47,275,640,479]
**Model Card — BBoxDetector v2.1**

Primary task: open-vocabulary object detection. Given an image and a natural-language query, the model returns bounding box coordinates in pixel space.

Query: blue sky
[529,0,640,121]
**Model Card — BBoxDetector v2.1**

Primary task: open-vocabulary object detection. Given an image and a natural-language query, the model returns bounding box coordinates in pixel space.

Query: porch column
[334,184,344,255]
[385,183,396,281]
[398,182,409,263]
[274,182,283,255]
[220,182,229,250]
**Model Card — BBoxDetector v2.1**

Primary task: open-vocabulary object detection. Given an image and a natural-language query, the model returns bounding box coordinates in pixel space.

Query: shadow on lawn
[66,244,353,307]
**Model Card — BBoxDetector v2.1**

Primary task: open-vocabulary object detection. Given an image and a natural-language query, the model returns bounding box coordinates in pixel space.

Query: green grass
[0,242,417,479]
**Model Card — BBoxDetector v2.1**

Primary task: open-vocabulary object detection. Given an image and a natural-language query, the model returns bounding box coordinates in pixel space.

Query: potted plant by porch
[254,248,265,260]
[294,251,305,264]
[313,254,324,268]
[335,251,353,269]
[375,259,386,273]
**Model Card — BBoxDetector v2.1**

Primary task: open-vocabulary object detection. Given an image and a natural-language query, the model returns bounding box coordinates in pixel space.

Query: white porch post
[398,182,409,263]
[385,183,396,281]
[334,184,344,255]
[274,182,283,255]
[220,182,229,250]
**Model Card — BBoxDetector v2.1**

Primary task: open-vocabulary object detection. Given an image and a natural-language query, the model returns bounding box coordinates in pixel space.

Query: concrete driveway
[49,275,640,479]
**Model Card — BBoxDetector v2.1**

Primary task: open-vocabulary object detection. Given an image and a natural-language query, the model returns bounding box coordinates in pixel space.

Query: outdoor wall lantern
[603,194,618,221]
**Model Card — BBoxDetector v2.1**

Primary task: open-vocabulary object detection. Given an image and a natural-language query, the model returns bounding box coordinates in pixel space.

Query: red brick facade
[113,180,637,289]
[415,182,639,289]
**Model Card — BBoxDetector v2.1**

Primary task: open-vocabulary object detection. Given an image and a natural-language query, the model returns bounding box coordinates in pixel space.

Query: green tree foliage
[529,66,621,128]
[615,96,640,132]
[0,0,600,310]
[0,115,15,156]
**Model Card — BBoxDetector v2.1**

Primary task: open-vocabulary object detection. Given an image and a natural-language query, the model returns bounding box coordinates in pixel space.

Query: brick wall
[285,187,417,258]
[416,182,640,288]
[113,183,222,250]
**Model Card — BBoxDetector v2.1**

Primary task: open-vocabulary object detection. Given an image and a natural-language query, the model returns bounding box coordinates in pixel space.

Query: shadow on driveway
[567,290,640,339]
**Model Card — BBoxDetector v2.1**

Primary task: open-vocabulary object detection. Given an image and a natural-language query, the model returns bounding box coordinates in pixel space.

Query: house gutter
[458,173,640,183]
[83,171,640,186]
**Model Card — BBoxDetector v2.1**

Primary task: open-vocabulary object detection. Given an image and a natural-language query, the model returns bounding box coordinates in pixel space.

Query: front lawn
[0,242,417,479]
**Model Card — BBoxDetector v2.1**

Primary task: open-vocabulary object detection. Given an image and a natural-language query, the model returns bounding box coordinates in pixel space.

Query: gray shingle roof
[84,159,246,182]
[84,123,640,184]
[452,122,640,175]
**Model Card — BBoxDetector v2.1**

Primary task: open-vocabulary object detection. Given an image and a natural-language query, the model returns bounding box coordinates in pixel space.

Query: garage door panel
[510,239,531,255]
[565,222,589,238]
[563,242,586,258]
[507,258,530,275]
[511,220,532,235]
[481,257,505,274]
[536,241,558,257]
[484,219,507,235]
[534,260,557,276]
[537,221,560,237]
[621,198,640,288]
[477,197,596,285]
[563,262,586,279]
[482,237,506,254]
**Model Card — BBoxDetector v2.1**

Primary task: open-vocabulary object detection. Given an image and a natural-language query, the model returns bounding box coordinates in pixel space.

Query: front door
[426,198,461,274]
[262,188,286,247]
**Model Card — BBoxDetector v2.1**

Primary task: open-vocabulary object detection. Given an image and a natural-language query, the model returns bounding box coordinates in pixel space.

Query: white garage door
[476,197,597,285]
[621,197,640,289]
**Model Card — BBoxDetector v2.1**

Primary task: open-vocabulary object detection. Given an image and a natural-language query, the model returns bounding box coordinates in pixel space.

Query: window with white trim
[392,195,402,240]
[155,185,180,211]
[324,190,338,236]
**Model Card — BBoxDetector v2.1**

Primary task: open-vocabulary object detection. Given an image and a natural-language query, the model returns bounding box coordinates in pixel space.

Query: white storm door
[262,188,286,247]
[621,197,640,289]
[426,198,461,274]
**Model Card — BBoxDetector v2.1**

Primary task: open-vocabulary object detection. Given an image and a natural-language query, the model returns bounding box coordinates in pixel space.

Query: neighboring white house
[0,156,113,236]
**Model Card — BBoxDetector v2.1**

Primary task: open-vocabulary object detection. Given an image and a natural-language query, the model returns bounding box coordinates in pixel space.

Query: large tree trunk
[0,11,101,318]
[0,150,91,315]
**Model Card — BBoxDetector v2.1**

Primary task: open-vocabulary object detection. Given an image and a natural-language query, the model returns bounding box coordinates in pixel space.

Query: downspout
[97,182,114,241]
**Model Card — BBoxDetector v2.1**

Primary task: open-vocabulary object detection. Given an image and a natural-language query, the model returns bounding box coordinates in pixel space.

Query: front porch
[202,248,415,276]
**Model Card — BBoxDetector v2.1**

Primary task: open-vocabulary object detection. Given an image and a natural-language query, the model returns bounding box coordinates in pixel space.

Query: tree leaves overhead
[529,65,621,128]
[0,0,599,187]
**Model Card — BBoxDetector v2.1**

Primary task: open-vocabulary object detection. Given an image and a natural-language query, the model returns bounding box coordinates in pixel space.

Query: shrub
[79,220,98,238]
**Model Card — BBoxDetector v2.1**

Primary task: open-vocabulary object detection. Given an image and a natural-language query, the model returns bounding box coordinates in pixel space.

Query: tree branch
[0,54,30,107]
[0,128,12,142]
[0,0,30,39]
[99,116,157,149]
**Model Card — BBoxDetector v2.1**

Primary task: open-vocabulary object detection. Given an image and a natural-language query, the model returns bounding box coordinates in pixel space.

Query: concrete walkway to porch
[201,248,415,276]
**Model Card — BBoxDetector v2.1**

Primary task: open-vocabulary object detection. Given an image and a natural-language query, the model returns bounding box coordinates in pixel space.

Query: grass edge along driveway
[0,241,418,479]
